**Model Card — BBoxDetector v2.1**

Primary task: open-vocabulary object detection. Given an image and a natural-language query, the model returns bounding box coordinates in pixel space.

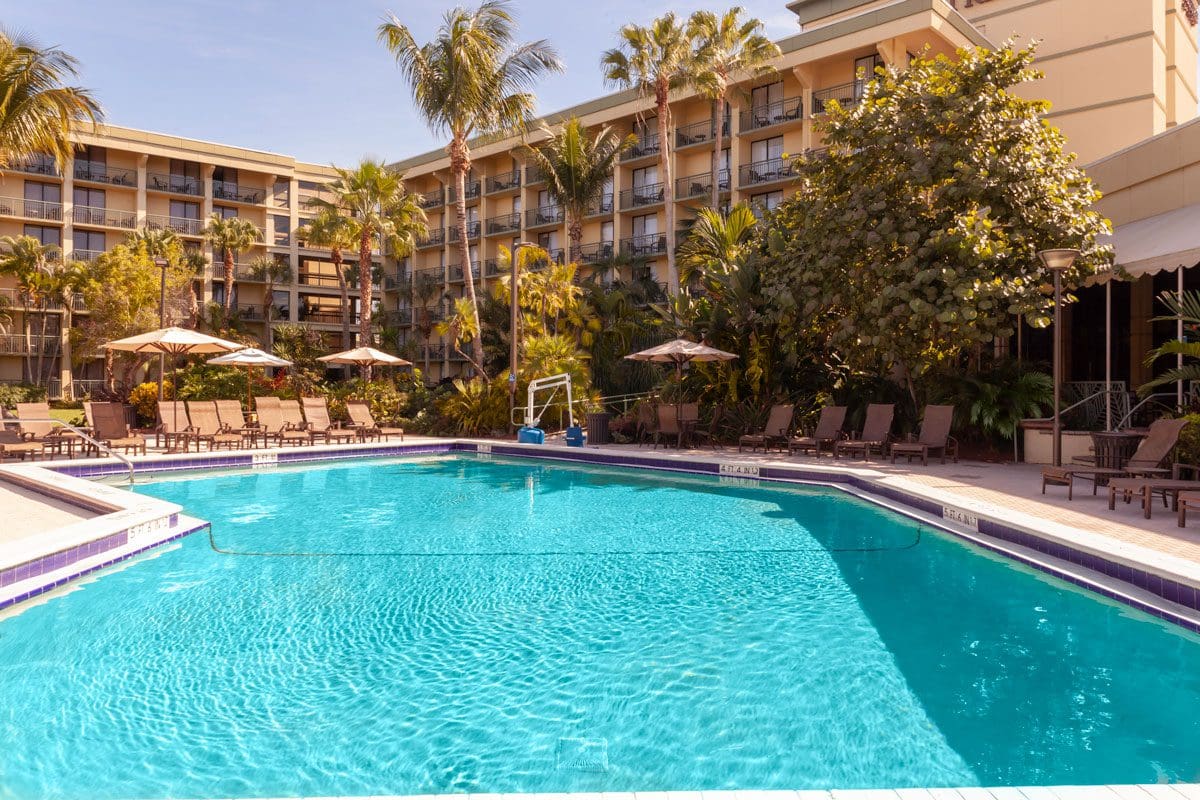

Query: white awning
[1091,202,1200,284]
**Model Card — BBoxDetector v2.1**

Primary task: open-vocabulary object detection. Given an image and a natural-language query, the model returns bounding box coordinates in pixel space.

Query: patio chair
[653,404,684,449]
[0,428,43,461]
[254,397,310,447]
[300,397,358,444]
[1041,417,1188,500]
[156,401,199,452]
[346,401,404,441]
[15,402,75,455]
[634,402,657,447]
[691,404,725,450]
[215,400,261,448]
[788,405,847,458]
[891,405,958,466]
[834,404,895,461]
[91,402,147,455]
[738,403,795,453]
[186,401,245,450]
[1107,463,1200,520]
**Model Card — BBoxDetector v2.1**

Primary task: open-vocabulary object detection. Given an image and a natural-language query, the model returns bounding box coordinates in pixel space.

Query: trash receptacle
[586,412,611,446]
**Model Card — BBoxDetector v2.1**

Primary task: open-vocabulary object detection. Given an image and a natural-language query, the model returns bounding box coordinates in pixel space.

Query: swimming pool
[2,454,1199,799]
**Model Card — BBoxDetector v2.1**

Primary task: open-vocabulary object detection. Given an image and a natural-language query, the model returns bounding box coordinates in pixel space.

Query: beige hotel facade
[0,0,1196,394]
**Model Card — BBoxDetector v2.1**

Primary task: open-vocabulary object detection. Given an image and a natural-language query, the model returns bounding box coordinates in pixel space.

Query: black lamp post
[1038,247,1080,467]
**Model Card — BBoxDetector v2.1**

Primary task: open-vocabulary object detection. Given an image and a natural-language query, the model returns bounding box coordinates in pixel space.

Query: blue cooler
[518,426,545,445]
[564,425,585,447]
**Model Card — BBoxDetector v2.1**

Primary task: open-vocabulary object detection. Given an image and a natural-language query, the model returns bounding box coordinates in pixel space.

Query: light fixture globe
[1038,248,1080,272]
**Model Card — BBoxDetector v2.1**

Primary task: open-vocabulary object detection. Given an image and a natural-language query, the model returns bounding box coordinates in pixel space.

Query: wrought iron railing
[525,205,564,228]
[73,160,136,187]
[486,212,521,235]
[620,233,667,257]
[619,183,665,210]
[675,170,730,200]
[739,96,803,131]
[147,172,202,196]
[485,170,521,194]
[738,158,796,187]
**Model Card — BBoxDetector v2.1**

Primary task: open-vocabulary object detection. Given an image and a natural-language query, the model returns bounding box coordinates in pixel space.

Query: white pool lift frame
[524,373,576,430]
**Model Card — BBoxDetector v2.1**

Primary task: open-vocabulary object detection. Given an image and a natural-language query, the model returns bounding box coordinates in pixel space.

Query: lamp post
[1038,248,1080,467]
[154,256,169,401]
[509,241,536,427]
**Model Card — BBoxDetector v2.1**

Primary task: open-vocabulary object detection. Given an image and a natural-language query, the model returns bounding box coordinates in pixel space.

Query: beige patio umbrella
[207,347,293,412]
[625,338,737,438]
[318,346,412,380]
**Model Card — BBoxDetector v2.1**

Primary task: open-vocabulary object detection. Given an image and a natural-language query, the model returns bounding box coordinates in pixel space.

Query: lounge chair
[0,428,43,461]
[156,401,198,452]
[215,400,261,448]
[186,401,244,450]
[1107,464,1200,520]
[891,405,958,466]
[634,402,657,447]
[346,401,404,441]
[1042,417,1188,499]
[834,404,895,461]
[788,406,847,458]
[692,404,725,450]
[91,402,147,455]
[301,397,358,444]
[254,397,310,447]
[1178,490,1200,527]
[738,404,795,453]
[15,402,75,455]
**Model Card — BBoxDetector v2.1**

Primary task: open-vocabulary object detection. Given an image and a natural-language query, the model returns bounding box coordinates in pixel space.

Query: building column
[201,164,216,305]
[287,177,300,323]
[792,65,817,156]
[61,153,75,259]
[135,154,148,230]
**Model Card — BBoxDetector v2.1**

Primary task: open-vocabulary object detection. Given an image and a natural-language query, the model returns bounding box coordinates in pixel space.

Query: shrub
[0,383,47,408]
[438,376,510,436]
[1174,414,1200,468]
[128,382,169,426]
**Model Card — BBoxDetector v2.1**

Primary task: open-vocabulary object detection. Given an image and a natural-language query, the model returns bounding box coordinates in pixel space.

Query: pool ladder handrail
[12,418,136,485]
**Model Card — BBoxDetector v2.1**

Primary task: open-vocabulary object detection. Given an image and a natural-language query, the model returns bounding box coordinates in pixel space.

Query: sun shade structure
[207,348,293,412]
[626,339,737,443]
[317,347,412,368]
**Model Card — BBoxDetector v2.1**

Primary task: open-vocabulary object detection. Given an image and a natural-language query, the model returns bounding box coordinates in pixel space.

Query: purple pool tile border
[35,441,1200,632]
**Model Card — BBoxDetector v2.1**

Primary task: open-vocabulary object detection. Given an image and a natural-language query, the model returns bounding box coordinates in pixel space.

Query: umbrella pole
[676,359,683,448]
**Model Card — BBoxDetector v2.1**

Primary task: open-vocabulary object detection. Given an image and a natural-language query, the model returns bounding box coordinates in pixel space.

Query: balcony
[525,205,563,229]
[739,96,803,132]
[416,228,446,249]
[148,172,202,196]
[73,160,136,187]
[578,240,615,264]
[585,194,614,217]
[483,258,504,277]
[525,164,546,185]
[449,261,481,282]
[0,334,58,355]
[0,196,63,221]
[485,169,521,195]
[447,179,482,203]
[300,308,358,325]
[73,205,137,229]
[675,118,729,149]
[146,213,204,236]
[382,271,410,290]
[418,188,444,209]
[621,133,660,161]
[297,271,344,288]
[811,82,860,115]
[527,249,565,270]
[66,249,105,263]
[620,233,667,258]
[619,183,664,211]
[675,170,730,201]
[212,180,266,204]
[486,211,521,236]
[9,155,57,177]
[447,221,481,243]
[738,157,797,188]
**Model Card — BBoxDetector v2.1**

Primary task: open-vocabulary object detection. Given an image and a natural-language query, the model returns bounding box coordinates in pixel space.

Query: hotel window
[600,220,614,243]
[631,166,661,205]
[538,189,554,208]
[23,225,61,247]
[272,214,290,246]
[750,191,783,214]
[169,159,199,179]
[751,81,783,111]
[512,196,521,215]
[855,54,885,98]
[750,136,784,164]
[211,283,237,308]
[212,206,238,220]
[273,179,290,205]
[170,200,200,220]
[76,145,106,163]
[74,229,106,253]
[537,231,559,252]
[631,213,658,237]
[73,187,105,210]
[24,181,61,204]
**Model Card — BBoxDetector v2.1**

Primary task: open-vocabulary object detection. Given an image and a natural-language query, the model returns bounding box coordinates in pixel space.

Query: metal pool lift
[518,373,583,446]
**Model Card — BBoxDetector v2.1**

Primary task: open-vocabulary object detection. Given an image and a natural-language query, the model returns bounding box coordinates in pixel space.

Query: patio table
[1089,430,1144,469]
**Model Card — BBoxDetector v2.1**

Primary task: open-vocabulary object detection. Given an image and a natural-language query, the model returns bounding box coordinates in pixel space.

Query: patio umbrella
[104,327,245,434]
[625,338,737,439]
[318,346,412,381]
[206,347,293,412]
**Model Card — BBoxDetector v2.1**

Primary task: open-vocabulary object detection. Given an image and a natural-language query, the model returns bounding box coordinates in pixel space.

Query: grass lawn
[49,407,85,427]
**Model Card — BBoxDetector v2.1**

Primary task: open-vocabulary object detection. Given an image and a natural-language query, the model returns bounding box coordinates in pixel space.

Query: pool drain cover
[556,737,609,772]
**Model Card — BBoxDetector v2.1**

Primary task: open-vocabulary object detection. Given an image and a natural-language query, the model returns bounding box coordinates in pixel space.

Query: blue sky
[3,0,797,167]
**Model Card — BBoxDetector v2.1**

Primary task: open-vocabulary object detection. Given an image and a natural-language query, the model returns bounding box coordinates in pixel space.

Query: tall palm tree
[379,0,563,374]
[202,213,261,315]
[688,8,780,208]
[43,258,90,399]
[246,255,293,349]
[0,235,57,386]
[602,13,695,295]
[522,117,636,262]
[306,160,426,351]
[298,207,357,349]
[0,30,102,171]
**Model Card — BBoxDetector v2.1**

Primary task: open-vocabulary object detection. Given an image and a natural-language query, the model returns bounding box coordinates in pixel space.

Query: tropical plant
[602,12,695,294]
[379,0,562,372]
[41,257,90,399]
[1139,289,1200,397]
[522,117,635,260]
[128,380,170,425]
[0,29,102,170]
[928,359,1054,446]
[298,207,356,349]
[202,213,261,314]
[687,8,780,208]
[0,234,57,385]
[677,203,758,287]
[245,255,293,349]
[306,159,426,354]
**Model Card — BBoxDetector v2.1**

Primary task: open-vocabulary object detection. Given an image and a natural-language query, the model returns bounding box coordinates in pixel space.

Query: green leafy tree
[42,258,90,399]
[379,0,562,373]
[202,213,261,315]
[765,43,1112,402]
[522,117,635,261]
[602,13,694,294]
[298,207,356,349]
[0,235,57,385]
[687,8,780,208]
[246,255,293,349]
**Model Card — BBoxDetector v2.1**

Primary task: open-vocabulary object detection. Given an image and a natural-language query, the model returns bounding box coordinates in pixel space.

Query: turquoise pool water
[2,455,1200,799]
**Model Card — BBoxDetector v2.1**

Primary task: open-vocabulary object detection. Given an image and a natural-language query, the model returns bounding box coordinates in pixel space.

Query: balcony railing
[0,287,87,311]
[146,213,204,236]
[739,96,803,131]
[811,82,860,115]
[0,196,63,221]
[485,170,521,194]
[236,303,287,322]
[212,180,266,204]
[448,221,481,242]
[0,334,58,355]
[382,271,410,290]
[73,205,136,229]
[67,249,105,263]
[525,164,546,185]
[73,160,136,187]
[619,183,664,210]
[738,157,797,188]
[9,155,57,177]
[297,272,344,288]
[675,118,729,149]
[148,172,202,196]
[675,170,730,200]
[447,179,482,202]
[483,258,504,277]
[417,228,446,249]
[449,261,481,282]
[300,308,358,325]
[525,205,563,229]
[418,188,444,209]
[585,194,614,217]
[486,211,521,236]
[620,233,667,257]
[622,133,660,161]
[577,240,615,264]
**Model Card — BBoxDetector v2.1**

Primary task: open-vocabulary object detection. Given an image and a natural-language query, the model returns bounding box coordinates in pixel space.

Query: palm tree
[379,0,563,374]
[203,214,261,315]
[677,203,759,286]
[306,159,426,351]
[246,255,293,349]
[602,13,695,295]
[0,235,58,386]
[0,30,102,171]
[298,207,356,349]
[43,258,90,399]
[688,8,780,208]
[522,117,636,262]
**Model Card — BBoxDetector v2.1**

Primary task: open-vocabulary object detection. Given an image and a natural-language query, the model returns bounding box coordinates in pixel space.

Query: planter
[1020,420,1094,464]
